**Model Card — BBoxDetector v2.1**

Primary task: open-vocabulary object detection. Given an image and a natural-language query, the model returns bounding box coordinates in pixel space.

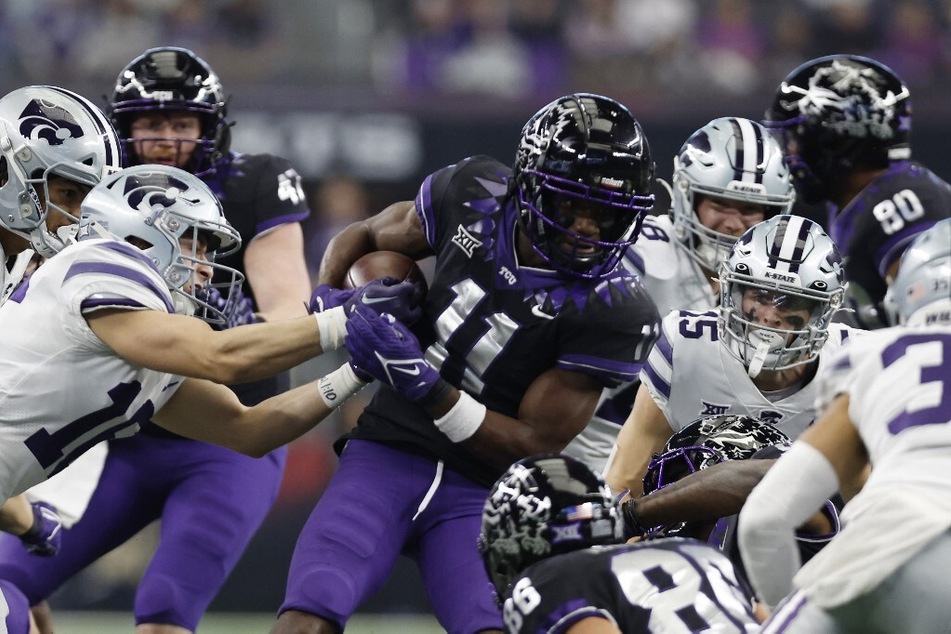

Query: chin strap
[747,330,784,378]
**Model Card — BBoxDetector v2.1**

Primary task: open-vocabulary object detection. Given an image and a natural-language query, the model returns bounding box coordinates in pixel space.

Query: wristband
[621,498,649,539]
[313,306,347,351]
[317,363,368,410]
[434,391,486,443]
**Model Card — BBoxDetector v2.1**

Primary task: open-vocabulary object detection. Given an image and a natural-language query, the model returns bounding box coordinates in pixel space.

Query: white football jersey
[565,216,716,473]
[793,326,951,607]
[0,238,183,503]
[622,214,717,316]
[640,309,858,440]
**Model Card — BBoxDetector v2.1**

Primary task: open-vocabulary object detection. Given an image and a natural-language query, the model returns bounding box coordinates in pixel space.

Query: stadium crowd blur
[3,0,950,113]
[3,0,951,617]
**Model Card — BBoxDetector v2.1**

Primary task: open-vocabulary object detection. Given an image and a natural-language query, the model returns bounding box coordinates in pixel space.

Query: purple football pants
[0,580,31,634]
[0,434,286,631]
[279,439,502,633]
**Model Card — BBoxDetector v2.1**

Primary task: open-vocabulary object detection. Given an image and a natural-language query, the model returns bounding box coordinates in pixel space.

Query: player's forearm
[205,316,324,384]
[220,384,334,457]
[634,460,774,527]
[317,221,374,286]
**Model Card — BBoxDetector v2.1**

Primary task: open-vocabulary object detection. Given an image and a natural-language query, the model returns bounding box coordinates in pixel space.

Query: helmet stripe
[729,117,766,185]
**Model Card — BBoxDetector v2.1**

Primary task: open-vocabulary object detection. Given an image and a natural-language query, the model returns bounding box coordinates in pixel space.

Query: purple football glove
[203,286,258,330]
[20,502,62,557]
[308,284,356,314]
[312,277,423,325]
[345,303,446,404]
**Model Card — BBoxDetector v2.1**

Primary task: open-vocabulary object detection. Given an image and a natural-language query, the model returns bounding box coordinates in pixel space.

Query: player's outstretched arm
[151,366,366,457]
[604,383,674,500]
[86,308,326,385]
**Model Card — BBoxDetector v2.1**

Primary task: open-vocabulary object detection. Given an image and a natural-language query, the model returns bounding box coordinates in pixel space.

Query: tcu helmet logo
[18,99,85,146]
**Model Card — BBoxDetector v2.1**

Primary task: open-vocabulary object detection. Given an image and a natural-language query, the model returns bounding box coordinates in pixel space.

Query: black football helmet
[765,54,911,204]
[478,454,623,603]
[644,415,790,495]
[641,415,790,539]
[108,47,231,177]
[512,93,655,279]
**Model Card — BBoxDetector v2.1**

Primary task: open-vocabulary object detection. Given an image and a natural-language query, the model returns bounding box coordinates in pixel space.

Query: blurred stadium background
[3,0,951,629]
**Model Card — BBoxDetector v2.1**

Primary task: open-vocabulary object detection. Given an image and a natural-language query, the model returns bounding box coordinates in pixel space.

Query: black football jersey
[828,160,951,329]
[349,156,660,486]
[206,152,311,310]
[502,539,758,633]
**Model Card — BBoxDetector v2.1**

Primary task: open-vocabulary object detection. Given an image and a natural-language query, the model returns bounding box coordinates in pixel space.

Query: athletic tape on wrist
[313,306,347,351]
[434,391,486,443]
[317,363,368,410]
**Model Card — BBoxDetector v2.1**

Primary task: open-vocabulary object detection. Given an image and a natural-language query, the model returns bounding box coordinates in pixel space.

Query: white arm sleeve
[737,441,839,609]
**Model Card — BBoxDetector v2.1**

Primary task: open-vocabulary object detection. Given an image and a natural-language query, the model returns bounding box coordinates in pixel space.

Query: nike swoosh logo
[531,304,555,320]
[163,380,182,392]
[391,365,422,377]
[361,296,393,305]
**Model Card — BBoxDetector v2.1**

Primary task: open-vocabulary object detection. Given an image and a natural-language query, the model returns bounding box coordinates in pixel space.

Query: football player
[605,214,859,500]
[739,218,951,630]
[765,54,951,329]
[0,165,419,634]
[565,116,795,472]
[0,84,122,617]
[479,453,760,633]
[0,47,321,634]
[272,94,661,633]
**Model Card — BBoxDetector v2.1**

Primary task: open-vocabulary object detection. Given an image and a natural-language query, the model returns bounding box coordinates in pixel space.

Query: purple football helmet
[512,93,656,280]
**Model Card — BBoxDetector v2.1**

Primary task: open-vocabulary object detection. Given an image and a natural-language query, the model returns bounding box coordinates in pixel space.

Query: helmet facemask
[717,214,846,378]
[512,93,656,280]
[517,171,651,279]
[78,165,245,326]
[719,276,839,378]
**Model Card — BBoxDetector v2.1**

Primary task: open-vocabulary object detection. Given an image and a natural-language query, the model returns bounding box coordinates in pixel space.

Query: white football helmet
[77,164,244,324]
[884,218,951,326]
[0,85,122,257]
[671,117,795,271]
[719,215,847,377]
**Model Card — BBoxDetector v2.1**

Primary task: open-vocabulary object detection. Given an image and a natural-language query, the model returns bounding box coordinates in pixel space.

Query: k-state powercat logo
[18,99,84,146]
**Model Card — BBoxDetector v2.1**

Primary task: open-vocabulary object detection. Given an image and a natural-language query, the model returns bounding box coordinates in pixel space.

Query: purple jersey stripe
[255,211,310,235]
[65,261,174,313]
[655,328,674,366]
[100,241,162,271]
[80,297,147,311]
[415,173,437,247]
[642,362,671,400]
[559,354,640,384]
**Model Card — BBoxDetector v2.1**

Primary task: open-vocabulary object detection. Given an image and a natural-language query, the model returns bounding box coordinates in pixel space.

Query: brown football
[343,251,427,291]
